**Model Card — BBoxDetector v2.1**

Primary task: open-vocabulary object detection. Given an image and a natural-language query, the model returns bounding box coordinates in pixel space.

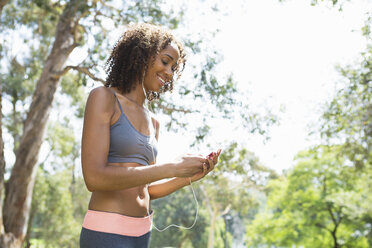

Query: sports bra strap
[112,91,124,114]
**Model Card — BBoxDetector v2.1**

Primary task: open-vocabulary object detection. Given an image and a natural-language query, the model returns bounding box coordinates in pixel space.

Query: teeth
[158,76,165,83]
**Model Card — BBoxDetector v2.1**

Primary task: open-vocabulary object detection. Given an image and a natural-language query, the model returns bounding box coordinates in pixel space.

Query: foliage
[246,146,370,248]
[278,0,351,11]
[27,120,90,247]
[60,72,88,118]
[1,56,37,152]
[150,187,209,248]
[30,168,84,248]
[149,142,276,247]
[320,48,372,170]
[200,142,277,247]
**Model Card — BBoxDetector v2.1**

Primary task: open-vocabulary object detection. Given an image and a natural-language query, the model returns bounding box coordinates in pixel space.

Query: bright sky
[156,0,371,173]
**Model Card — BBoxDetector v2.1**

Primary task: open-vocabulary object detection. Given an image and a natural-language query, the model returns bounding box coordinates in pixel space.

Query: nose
[164,66,173,81]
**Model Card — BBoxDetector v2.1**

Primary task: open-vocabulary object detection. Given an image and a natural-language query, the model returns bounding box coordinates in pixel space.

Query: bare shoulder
[86,86,115,110]
[88,86,114,102]
[84,86,116,121]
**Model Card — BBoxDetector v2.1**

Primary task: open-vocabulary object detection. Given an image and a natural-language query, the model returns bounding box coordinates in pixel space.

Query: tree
[0,0,9,16]
[200,143,277,248]
[318,4,371,167]
[246,146,370,248]
[149,186,209,248]
[318,11,372,244]
[28,168,82,248]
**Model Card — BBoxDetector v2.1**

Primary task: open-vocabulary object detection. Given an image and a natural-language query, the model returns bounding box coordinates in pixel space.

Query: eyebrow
[163,54,179,68]
[164,54,175,61]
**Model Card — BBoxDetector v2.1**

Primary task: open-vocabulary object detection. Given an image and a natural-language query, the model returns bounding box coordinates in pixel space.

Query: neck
[123,84,147,107]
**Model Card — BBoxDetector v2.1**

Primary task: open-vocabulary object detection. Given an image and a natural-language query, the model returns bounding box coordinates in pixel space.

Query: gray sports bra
[107,92,158,165]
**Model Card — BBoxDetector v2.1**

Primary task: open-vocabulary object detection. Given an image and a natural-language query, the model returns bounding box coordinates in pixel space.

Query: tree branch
[59,65,106,84]
[98,0,122,13]
[158,104,193,114]
[327,203,337,226]
[221,203,231,216]
[314,222,332,233]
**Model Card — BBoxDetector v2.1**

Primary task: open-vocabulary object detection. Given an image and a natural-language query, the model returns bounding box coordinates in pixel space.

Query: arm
[148,136,221,200]
[148,154,219,200]
[148,177,190,200]
[81,87,175,192]
[81,87,206,192]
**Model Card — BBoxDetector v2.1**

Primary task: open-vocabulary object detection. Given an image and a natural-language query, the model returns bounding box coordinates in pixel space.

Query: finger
[213,152,219,164]
[205,159,211,171]
[202,163,207,174]
[198,157,209,163]
[207,159,214,172]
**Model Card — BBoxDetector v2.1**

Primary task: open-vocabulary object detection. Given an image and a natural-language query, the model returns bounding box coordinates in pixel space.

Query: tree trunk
[0,84,5,242]
[0,75,19,248]
[0,235,20,248]
[1,0,83,246]
[0,0,10,16]
[332,230,340,248]
[177,235,189,248]
[327,204,341,248]
[331,220,341,248]
[207,209,217,248]
[200,185,217,248]
[24,206,35,248]
[222,214,228,248]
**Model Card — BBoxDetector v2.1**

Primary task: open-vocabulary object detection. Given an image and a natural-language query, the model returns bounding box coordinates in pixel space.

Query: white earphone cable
[143,81,199,231]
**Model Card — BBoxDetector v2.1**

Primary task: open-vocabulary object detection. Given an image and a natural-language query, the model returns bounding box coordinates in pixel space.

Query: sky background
[156,0,371,173]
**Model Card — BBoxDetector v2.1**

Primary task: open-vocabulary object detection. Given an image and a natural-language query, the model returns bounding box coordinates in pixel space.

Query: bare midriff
[88,162,150,218]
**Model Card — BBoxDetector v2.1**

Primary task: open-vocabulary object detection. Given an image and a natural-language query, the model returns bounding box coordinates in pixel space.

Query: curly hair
[105,23,186,95]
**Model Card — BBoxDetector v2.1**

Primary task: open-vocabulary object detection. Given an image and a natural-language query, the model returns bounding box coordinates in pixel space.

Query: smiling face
[143,44,180,93]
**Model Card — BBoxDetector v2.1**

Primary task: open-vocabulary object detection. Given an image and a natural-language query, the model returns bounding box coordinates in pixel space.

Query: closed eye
[162,60,177,72]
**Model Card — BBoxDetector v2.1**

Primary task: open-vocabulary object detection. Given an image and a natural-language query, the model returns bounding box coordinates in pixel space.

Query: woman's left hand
[189,149,222,183]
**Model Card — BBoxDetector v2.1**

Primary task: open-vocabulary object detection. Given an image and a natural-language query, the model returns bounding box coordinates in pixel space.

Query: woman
[80,23,221,248]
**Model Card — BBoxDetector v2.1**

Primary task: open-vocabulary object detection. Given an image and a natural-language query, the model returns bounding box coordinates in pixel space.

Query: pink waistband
[82,210,153,237]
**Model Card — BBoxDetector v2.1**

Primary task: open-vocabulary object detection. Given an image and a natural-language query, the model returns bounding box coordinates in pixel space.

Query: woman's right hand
[172,154,206,178]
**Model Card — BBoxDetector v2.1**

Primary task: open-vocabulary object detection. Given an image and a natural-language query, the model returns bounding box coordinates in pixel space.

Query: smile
[157,75,166,86]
